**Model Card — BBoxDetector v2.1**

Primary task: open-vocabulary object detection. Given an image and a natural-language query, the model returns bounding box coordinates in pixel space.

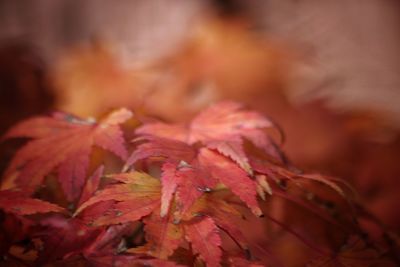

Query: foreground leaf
[184,217,222,267]
[76,172,160,226]
[0,190,64,215]
[3,108,132,201]
[198,148,262,216]
[143,210,183,259]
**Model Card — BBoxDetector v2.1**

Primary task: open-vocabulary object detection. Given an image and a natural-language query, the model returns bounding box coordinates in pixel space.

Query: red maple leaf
[198,148,262,216]
[0,190,64,216]
[3,108,132,201]
[160,160,217,218]
[184,216,222,267]
[75,172,161,226]
[142,209,184,259]
[135,101,281,159]
[78,165,104,206]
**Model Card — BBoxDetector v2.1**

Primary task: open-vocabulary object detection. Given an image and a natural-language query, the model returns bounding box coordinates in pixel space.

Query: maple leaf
[160,161,217,219]
[0,190,64,215]
[142,210,183,259]
[135,101,279,150]
[188,101,273,144]
[130,101,284,177]
[173,162,217,219]
[198,148,262,216]
[125,135,196,169]
[184,216,222,267]
[135,209,226,266]
[160,162,180,217]
[183,189,248,251]
[75,172,161,226]
[78,165,104,206]
[136,123,188,143]
[3,108,132,201]
[205,138,253,175]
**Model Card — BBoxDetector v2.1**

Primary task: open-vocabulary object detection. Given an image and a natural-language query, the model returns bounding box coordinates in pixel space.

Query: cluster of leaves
[0,102,397,266]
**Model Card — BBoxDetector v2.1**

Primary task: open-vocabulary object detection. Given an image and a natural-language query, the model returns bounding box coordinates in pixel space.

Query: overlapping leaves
[1,102,391,267]
[125,101,284,218]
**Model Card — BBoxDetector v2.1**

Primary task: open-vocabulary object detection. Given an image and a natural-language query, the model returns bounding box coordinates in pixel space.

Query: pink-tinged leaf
[188,101,272,144]
[175,172,203,217]
[0,190,64,215]
[136,122,188,142]
[144,210,183,259]
[75,172,160,226]
[77,199,116,225]
[198,148,262,216]
[58,145,91,201]
[160,162,179,217]
[194,193,248,250]
[91,198,160,226]
[6,131,87,192]
[94,124,128,160]
[184,217,222,267]
[206,138,252,175]
[75,172,160,217]
[78,165,104,206]
[92,108,132,160]
[3,108,131,201]
[125,136,195,170]
[174,163,217,219]
[160,160,217,220]
[93,108,132,160]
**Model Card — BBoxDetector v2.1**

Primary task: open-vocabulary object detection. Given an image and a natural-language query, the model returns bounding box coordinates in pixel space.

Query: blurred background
[0,0,399,258]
